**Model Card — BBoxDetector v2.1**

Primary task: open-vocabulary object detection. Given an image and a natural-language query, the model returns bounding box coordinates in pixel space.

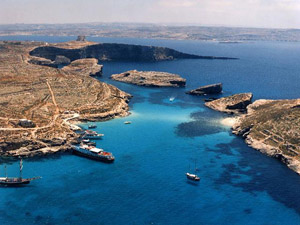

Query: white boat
[186,173,200,181]
[124,121,131,124]
[82,130,104,139]
[186,160,200,181]
[169,97,175,102]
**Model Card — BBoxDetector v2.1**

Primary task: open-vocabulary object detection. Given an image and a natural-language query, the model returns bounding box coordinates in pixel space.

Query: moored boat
[72,144,115,163]
[0,159,41,186]
[186,159,200,182]
[185,172,200,181]
[88,124,97,129]
[82,130,104,139]
[124,121,131,124]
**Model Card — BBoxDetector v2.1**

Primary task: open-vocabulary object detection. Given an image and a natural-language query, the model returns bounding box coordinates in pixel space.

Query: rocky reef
[0,41,130,157]
[205,93,253,114]
[232,99,300,175]
[111,70,186,87]
[29,42,237,62]
[187,83,222,95]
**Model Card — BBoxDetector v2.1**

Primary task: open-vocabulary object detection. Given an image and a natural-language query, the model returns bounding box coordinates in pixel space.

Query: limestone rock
[232,98,300,175]
[111,70,186,87]
[205,93,253,114]
[187,83,222,95]
[62,58,103,76]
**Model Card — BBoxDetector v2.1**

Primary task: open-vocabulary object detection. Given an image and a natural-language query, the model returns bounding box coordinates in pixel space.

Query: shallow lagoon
[0,36,300,224]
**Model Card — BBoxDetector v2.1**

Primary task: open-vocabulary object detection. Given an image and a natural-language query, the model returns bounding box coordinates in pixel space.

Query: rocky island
[206,93,300,175]
[187,83,223,95]
[111,70,186,87]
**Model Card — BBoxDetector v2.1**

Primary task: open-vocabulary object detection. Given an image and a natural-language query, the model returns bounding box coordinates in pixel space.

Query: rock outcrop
[54,55,71,65]
[232,99,300,175]
[62,58,103,76]
[111,70,186,87]
[30,42,238,62]
[187,83,222,95]
[0,41,131,157]
[205,93,253,114]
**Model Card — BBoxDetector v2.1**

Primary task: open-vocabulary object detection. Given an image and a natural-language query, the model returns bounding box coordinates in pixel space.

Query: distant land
[1,23,300,42]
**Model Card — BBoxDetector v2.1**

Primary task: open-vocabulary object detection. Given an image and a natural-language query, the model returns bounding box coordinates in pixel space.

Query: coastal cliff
[111,70,186,87]
[29,41,237,62]
[0,41,131,157]
[232,99,300,175]
[206,93,300,175]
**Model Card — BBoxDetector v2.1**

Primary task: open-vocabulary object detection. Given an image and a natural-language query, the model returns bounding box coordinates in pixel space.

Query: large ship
[72,144,115,163]
[0,159,41,186]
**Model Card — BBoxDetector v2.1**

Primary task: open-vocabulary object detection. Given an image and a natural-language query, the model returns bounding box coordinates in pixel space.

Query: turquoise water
[0,36,300,225]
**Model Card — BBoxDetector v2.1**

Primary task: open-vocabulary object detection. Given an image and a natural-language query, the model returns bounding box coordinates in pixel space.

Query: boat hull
[72,147,114,163]
[0,179,31,186]
[186,173,200,181]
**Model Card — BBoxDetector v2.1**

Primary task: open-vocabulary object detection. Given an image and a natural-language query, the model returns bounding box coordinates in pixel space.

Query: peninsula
[29,42,237,62]
[0,40,130,157]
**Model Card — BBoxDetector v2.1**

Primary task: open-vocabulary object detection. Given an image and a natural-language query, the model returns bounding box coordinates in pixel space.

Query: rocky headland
[206,93,300,175]
[187,83,223,95]
[0,40,130,157]
[233,99,300,175]
[29,41,237,62]
[205,93,253,114]
[111,70,186,87]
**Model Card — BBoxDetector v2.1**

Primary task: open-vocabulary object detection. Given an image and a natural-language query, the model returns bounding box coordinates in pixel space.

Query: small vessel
[82,130,104,139]
[81,139,96,146]
[186,160,200,182]
[124,121,131,124]
[169,97,175,102]
[185,173,200,181]
[72,144,115,163]
[0,159,41,186]
[88,124,97,129]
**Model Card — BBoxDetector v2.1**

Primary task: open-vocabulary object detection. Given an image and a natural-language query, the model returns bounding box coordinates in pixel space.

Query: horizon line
[0,22,299,30]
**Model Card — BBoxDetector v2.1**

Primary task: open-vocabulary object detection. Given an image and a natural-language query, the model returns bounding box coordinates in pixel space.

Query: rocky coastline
[206,94,300,175]
[0,40,131,157]
[29,41,238,62]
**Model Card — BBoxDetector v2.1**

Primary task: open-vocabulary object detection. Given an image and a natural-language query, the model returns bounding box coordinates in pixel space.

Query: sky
[1,0,300,28]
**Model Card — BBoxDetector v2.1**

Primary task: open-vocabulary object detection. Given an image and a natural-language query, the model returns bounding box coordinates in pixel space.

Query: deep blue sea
[0,35,300,225]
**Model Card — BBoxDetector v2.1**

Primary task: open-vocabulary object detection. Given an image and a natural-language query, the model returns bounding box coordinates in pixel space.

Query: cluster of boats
[0,123,200,187]
[71,127,115,163]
